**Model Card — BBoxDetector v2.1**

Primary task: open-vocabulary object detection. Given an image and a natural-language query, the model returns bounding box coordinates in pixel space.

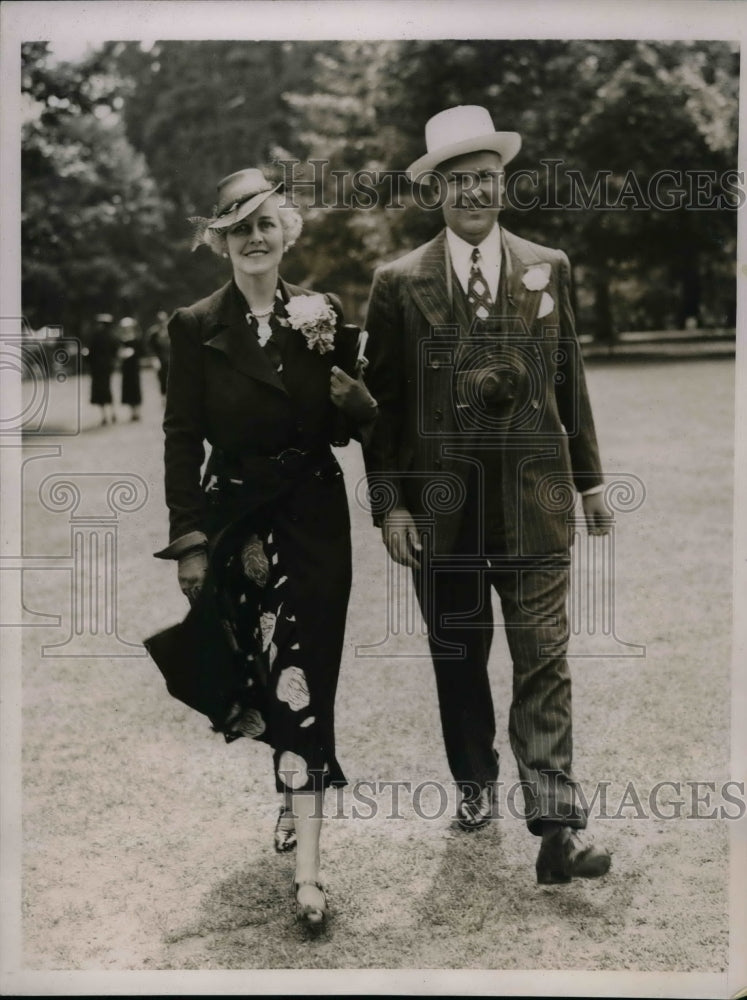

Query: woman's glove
[330,365,378,423]
[177,548,208,603]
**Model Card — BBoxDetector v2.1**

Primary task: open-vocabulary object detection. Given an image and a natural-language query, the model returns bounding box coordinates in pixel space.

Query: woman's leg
[274,789,296,852]
[292,790,325,919]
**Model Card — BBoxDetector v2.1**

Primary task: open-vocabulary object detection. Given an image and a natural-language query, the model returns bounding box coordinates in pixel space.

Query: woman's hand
[177,549,208,603]
[330,366,378,422]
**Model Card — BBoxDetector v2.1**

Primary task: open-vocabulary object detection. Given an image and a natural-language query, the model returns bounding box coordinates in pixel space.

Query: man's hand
[582,491,613,535]
[177,549,208,603]
[330,366,378,422]
[382,507,422,569]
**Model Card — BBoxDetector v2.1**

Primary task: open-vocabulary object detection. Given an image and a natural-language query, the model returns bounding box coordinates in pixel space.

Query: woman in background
[118,316,143,421]
[87,312,117,425]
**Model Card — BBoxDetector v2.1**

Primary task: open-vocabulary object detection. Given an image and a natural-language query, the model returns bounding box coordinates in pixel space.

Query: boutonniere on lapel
[277,293,337,354]
[521,264,554,320]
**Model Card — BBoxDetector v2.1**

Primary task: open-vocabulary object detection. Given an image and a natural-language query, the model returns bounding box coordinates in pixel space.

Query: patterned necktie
[467,247,494,320]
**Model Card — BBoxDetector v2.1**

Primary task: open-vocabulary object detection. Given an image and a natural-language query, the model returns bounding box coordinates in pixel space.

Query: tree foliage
[21,42,165,336]
[21,39,738,340]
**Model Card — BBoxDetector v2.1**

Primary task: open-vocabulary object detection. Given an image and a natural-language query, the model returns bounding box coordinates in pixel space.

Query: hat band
[214,191,266,221]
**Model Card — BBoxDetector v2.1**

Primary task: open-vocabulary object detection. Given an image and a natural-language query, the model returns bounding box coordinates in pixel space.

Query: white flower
[278,750,309,789]
[236,708,266,739]
[537,292,554,319]
[241,534,269,586]
[276,665,311,711]
[282,294,337,355]
[522,265,551,292]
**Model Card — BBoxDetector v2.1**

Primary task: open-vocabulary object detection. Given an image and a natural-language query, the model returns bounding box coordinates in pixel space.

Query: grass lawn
[13,358,734,978]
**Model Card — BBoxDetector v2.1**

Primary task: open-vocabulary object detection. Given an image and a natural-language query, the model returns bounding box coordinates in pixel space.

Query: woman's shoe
[273,806,297,854]
[294,879,327,928]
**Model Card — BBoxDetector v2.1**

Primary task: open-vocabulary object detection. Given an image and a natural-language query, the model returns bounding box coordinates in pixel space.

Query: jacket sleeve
[361,265,408,523]
[554,251,603,492]
[327,292,378,447]
[158,307,208,552]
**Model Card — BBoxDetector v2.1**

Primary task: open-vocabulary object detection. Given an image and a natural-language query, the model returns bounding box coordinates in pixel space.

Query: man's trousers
[413,539,588,835]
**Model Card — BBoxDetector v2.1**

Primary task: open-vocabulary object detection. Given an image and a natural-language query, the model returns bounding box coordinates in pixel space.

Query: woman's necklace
[247,305,275,319]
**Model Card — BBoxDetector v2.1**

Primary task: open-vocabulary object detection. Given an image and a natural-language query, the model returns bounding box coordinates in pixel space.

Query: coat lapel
[408,232,455,331]
[502,228,549,334]
[204,281,288,394]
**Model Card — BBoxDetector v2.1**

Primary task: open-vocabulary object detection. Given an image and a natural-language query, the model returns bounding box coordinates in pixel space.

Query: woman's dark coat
[150,278,359,782]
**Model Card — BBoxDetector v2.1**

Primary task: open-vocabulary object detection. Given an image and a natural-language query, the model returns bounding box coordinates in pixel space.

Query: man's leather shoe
[456,784,494,831]
[536,825,611,884]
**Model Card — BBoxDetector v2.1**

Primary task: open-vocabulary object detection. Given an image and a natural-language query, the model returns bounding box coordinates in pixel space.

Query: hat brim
[207,182,284,231]
[407,132,522,185]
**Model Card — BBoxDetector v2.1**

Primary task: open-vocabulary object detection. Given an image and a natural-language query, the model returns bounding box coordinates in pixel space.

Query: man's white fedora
[407,105,521,184]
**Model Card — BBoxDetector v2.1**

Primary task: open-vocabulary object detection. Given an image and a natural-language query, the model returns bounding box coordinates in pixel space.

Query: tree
[21,42,166,337]
[110,40,326,310]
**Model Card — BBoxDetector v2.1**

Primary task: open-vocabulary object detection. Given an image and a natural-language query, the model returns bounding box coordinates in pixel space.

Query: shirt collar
[445,222,501,261]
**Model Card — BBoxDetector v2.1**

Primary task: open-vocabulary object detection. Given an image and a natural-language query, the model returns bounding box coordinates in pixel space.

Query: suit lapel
[204,281,288,394]
[502,228,548,334]
[408,232,455,331]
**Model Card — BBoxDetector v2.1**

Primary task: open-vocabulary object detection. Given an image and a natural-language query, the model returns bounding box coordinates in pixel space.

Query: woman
[118,316,143,421]
[153,168,376,928]
[87,313,117,425]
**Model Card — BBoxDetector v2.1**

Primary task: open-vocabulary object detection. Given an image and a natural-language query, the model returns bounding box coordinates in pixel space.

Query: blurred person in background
[87,312,118,425]
[118,315,143,421]
[148,168,376,929]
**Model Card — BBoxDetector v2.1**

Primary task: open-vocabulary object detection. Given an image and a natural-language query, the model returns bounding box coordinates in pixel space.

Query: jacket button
[431,360,441,370]
[434,408,443,421]
[434,458,442,469]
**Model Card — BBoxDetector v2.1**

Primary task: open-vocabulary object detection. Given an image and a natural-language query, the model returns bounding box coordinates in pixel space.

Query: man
[362,105,612,884]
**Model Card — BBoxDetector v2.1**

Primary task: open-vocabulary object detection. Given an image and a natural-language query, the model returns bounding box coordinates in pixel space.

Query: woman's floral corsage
[279,293,337,354]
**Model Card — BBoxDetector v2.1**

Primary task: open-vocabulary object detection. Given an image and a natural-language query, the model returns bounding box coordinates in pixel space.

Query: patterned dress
[214,301,335,793]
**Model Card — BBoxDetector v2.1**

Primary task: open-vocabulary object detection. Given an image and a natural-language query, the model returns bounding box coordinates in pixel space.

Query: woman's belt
[208,445,337,489]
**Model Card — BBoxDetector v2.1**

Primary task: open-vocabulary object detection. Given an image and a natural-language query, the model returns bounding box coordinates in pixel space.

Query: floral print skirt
[220,525,332,793]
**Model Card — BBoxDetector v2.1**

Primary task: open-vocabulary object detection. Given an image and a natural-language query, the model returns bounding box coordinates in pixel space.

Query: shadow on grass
[160,857,338,969]
[412,825,620,967]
